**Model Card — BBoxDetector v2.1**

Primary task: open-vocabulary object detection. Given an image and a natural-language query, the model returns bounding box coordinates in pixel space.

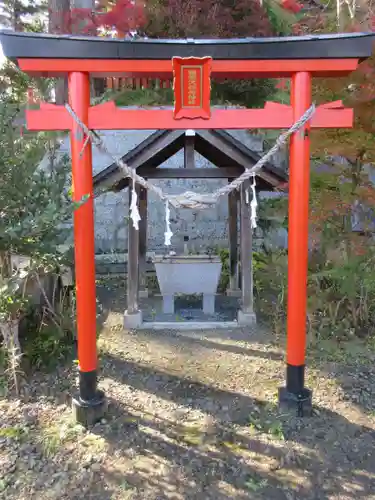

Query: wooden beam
[240,179,254,314]
[126,184,140,314]
[139,187,148,297]
[184,134,195,169]
[18,58,359,78]
[196,130,279,187]
[123,129,185,169]
[136,167,244,179]
[94,130,185,191]
[227,184,240,294]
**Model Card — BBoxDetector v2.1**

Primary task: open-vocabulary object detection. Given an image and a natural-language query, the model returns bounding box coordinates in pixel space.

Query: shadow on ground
[2,324,375,500]
[91,349,375,499]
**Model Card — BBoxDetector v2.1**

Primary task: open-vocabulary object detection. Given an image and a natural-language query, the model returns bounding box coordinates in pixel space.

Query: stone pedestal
[123,309,143,329]
[203,294,215,314]
[237,309,257,326]
[226,288,242,297]
[163,295,175,314]
[139,288,149,299]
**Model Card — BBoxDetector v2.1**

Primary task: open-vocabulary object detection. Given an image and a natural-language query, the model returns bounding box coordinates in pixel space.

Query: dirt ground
[1,280,375,499]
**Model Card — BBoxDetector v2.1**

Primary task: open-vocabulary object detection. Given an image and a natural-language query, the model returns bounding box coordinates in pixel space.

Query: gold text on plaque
[187,68,197,106]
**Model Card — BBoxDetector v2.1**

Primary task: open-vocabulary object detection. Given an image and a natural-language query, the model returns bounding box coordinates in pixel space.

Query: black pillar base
[278,387,313,417]
[278,363,313,417]
[72,390,107,427]
[72,370,106,427]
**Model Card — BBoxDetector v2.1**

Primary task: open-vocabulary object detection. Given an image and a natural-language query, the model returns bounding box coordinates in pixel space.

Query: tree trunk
[70,0,96,97]
[0,251,12,280]
[49,0,71,104]
[13,1,23,31]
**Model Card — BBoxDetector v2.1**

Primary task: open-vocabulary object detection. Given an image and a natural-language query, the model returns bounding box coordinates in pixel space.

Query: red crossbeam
[25,101,353,131]
[18,58,359,78]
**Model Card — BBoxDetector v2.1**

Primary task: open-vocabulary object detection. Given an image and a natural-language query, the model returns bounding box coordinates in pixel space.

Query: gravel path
[1,308,375,499]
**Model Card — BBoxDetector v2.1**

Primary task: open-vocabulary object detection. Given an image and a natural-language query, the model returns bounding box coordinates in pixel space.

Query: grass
[307,337,375,368]
[0,425,28,440]
[178,424,205,446]
[247,407,285,441]
[39,414,86,457]
[244,476,269,492]
[0,375,7,397]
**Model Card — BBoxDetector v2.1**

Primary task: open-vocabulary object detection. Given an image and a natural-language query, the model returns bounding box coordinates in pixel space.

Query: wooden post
[238,179,256,325]
[184,132,195,169]
[278,71,312,416]
[124,184,142,328]
[227,181,240,296]
[69,71,105,426]
[139,186,148,298]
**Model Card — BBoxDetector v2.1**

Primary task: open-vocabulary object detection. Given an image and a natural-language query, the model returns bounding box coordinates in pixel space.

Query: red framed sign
[172,56,212,120]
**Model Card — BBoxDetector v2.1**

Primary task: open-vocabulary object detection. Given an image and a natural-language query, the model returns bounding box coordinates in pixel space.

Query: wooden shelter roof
[93,128,287,193]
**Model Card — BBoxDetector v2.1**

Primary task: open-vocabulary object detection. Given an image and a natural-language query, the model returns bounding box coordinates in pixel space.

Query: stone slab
[139,321,240,330]
[123,309,143,329]
[237,310,257,326]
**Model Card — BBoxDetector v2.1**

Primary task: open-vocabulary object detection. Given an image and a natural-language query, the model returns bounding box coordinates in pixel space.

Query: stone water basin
[153,254,222,314]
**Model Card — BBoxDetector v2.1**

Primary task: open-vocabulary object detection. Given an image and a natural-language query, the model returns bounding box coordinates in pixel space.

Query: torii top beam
[1,30,374,78]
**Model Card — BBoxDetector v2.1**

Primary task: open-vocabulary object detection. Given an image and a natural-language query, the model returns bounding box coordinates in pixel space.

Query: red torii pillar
[279,71,313,414]
[69,72,106,424]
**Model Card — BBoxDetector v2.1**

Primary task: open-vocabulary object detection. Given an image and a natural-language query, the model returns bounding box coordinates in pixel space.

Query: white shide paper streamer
[164,200,173,246]
[130,178,141,230]
[250,173,258,229]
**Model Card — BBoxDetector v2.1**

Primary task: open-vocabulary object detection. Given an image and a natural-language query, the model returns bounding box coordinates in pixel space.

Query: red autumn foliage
[144,0,273,39]
[48,0,307,39]
[275,78,288,90]
[281,0,303,14]
[49,0,145,35]
[95,0,146,34]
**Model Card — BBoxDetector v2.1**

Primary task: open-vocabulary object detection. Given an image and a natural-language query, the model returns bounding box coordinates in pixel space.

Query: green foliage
[107,80,276,110]
[0,279,29,322]
[0,61,81,383]
[263,0,300,35]
[307,250,375,339]
[254,162,375,342]
[0,61,30,103]
[217,248,230,292]
[0,424,28,440]
[114,87,174,107]
[211,78,277,109]
[0,0,47,32]
[22,317,74,370]
[0,95,85,275]
[254,250,287,335]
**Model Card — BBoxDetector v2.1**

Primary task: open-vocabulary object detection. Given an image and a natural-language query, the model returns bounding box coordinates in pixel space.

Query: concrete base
[226,288,242,297]
[139,321,240,330]
[278,387,313,417]
[203,294,215,314]
[123,309,143,329]
[139,288,149,299]
[237,309,257,326]
[72,390,107,428]
[162,295,175,314]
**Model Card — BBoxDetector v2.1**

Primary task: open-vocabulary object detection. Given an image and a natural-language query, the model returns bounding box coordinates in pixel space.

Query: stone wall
[40,122,288,258]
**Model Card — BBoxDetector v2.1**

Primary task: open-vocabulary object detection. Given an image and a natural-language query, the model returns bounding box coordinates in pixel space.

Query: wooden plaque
[172,56,212,120]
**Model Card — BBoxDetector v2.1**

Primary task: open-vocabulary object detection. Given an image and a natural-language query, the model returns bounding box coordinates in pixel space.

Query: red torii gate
[1,30,373,426]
